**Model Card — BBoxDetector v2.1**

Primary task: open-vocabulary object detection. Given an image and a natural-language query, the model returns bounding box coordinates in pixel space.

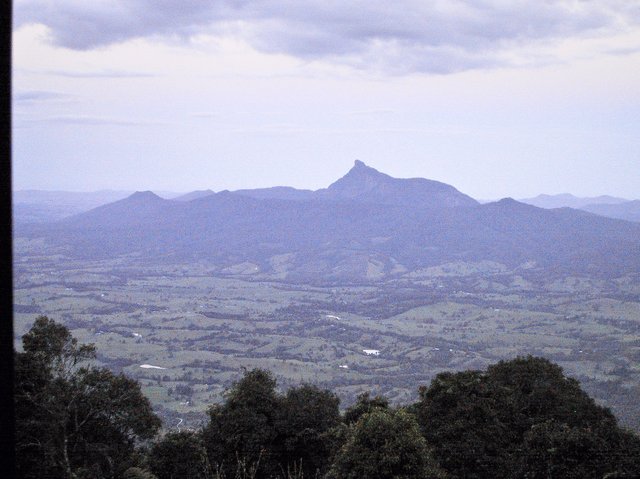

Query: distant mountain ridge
[15,161,640,281]
[519,193,629,209]
[173,189,215,202]
[12,190,135,223]
[234,160,477,207]
[13,189,183,223]
[518,193,640,223]
[580,200,640,223]
[16,164,635,223]
[234,186,315,202]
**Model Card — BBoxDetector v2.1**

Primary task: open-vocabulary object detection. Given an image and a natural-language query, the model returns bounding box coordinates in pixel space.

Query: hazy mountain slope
[13,189,135,205]
[13,189,135,223]
[317,160,478,207]
[519,193,628,209]
[56,191,176,227]
[234,186,316,201]
[172,189,215,201]
[580,200,640,223]
[17,182,640,279]
[232,160,478,207]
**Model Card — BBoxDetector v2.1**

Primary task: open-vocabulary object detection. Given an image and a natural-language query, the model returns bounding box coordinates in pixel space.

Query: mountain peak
[353,159,367,169]
[322,161,478,208]
[348,159,386,177]
[325,160,390,198]
[128,191,162,201]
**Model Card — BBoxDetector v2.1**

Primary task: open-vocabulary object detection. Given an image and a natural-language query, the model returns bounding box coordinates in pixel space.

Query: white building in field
[363,349,380,356]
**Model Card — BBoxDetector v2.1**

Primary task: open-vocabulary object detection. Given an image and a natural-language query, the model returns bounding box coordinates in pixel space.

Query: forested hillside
[16,162,640,280]
[15,317,640,479]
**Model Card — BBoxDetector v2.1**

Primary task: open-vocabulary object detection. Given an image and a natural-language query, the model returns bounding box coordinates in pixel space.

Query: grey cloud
[42,69,156,78]
[29,115,167,126]
[14,0,640,74]
[14,0,238,49]
[14,90,74,103]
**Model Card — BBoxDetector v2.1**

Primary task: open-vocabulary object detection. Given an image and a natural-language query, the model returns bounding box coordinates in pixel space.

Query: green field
[13,251,640,432]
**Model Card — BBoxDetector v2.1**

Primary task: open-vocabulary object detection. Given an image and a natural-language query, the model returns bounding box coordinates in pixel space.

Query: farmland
[13,245,640,432]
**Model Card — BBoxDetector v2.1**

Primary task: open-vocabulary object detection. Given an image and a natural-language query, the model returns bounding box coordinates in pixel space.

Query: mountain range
[579,200,640,223]
[518,193,629,209]
[14,161,640,281]
[13,189,182,223]
[518,194,640,224]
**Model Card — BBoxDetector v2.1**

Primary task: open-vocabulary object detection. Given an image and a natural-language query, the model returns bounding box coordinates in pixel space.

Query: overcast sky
[12,0,640,199]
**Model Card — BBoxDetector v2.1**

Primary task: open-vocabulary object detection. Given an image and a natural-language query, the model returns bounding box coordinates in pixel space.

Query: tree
[21,315,96,372]
[149,431,211,479]
[327,409,446,479]
[343,392,388,425]
[202,369,282,478]
[414,356,638,479]
[275,384,341,477]
[517,421,612,479]
[414,370,507,479]
[515,420,640,479]
[485,356,617,433]
[15,316,161,479]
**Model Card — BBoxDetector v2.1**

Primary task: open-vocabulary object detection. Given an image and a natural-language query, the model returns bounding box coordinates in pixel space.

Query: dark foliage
[414,356,640,479]
[342,391,389,425]
[327,409,446,479]
[202,371,342,478]
[149,431,211,479]
[516,421,640,479]
[276,384,341,477]
[14,316,161,479]
[202,369,282,478]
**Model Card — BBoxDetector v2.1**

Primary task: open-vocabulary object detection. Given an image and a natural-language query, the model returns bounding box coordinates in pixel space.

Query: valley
[13,250,640,432]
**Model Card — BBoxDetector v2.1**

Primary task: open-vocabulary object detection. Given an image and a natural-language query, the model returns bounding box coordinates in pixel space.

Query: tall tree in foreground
[202,369,282,478]
[202,370,343,478]
[15,316,161,479]
[148,431,211,479]
[327,409,446,479]
[414,355,640,479]
[275,384,341,478]
[342,391,389,425]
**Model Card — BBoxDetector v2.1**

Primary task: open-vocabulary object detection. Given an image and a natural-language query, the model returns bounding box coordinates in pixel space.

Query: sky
[11,0,640,200]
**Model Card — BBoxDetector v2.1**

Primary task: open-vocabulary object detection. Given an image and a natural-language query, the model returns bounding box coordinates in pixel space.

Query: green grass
[12,251,640,432]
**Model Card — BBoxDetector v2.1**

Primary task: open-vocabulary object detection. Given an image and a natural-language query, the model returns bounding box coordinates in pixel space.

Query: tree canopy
[342,391,389,425]
[148,431,211,479]
[414,356,640,479]
[202,370,342,478]
[15,316,161,479]
[328,408,446,479]
[15,317,640,479]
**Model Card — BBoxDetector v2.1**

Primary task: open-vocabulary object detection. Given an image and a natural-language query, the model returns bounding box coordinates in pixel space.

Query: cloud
[14,68,159,79]
[25,115,167,126]
[41,69,157,78]
[14,0,640,74]
[13,90,74,103]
